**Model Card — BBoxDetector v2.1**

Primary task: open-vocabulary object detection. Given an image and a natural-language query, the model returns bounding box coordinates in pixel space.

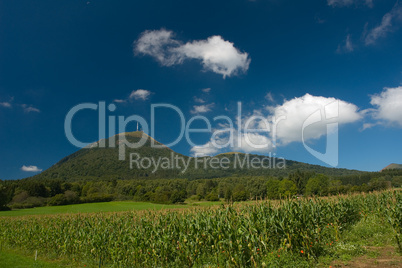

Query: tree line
[1,169,401,210]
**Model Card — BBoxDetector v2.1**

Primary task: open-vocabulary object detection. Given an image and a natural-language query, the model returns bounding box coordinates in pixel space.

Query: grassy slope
[0,200,221,217]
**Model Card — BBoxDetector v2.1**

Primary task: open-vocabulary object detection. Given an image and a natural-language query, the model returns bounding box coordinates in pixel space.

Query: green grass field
[0,200,221,217]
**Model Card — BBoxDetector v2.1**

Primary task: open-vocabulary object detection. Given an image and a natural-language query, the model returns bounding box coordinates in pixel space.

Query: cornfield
[0,190,401,267]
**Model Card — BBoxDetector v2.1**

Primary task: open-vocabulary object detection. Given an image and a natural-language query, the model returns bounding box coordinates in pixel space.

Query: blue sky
[1,0,401,180]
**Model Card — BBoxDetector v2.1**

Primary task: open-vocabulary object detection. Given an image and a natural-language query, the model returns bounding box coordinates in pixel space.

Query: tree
[368,177,388,191]
[289,170,314,195]
[170,190,186,204]
[266,178,280,199]
[278,179,297,197]
[305,174,329,196]
[328,179,342,195]
[224,188,233,202]
[232,185,249,202]
[0,183,9,210]
[391,176,402,188]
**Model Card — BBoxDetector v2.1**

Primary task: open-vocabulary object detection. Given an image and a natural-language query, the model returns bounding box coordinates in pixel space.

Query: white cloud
[134,29,182,66]
[191,103,214,114]
[202,88,211,93]
[0,102,12,108]
[190,94,362,156]
[369,86,402,127]
[0,98,40,113]
[177,36,250,78]
[134,29,250,78]
[21,104,40,113]
[337,34,354,53]
[129,89,151,101]
[21,165,42,172]
[194,97,205,103]
[269,94,362,144]
[113,99,127,103]
[364,4,402,45]
[327,0,373,7]
[190,127,273,156]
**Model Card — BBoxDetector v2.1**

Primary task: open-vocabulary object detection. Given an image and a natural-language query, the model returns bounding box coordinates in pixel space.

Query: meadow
[0,191,401,267]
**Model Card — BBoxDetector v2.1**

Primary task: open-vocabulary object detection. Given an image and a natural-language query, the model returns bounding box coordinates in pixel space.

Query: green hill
[30,131,362,182]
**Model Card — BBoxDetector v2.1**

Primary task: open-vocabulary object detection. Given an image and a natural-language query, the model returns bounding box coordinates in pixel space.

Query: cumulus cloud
[336,34,354,53]
[271,94,362,144]
[202,88,211,93]
[134,29,250,78]
[190,94,362,157]
[369,86,402,127]
[135,29,182,66]
[191,103,214,114]
[21,165,42,172]
[129,89,151,101]
[364,4,402,45]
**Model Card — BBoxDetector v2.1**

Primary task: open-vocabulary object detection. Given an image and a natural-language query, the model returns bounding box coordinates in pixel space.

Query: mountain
[382,163,402,171]
[31,131,363,181]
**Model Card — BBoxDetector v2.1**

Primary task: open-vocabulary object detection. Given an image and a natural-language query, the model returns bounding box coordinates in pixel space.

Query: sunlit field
[0,190,401,267]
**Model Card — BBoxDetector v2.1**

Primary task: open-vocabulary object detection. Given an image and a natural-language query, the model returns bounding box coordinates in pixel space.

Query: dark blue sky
[1,0,401,179]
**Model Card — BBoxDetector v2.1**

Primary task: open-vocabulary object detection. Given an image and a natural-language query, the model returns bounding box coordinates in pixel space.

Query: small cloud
[0,98,40,113]
[113,99,127,103]
[202,88,211,93]
[365,0,373,8]
[21,165,42,172]
[327,0,354,7]
[327,0,373,8]
[0,102,12,108]
[194,96,205,103]
[190,141,219,157]
[21,104,40,113]
[336,34,354,53]
[191,103,214,114]
[364,4,402,45]
[129,89,152,101]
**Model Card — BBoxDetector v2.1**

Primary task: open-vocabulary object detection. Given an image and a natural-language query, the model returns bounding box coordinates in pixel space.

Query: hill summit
[382,163,402,171]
